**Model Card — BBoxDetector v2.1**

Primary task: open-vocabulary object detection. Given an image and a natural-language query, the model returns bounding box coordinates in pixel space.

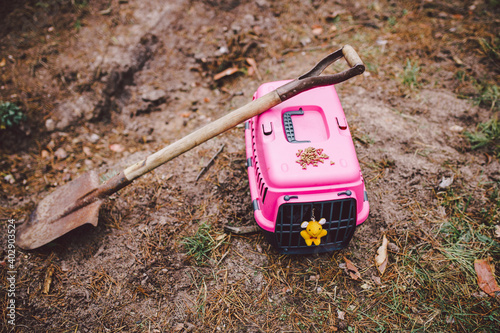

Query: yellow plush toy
[300,218,327,246]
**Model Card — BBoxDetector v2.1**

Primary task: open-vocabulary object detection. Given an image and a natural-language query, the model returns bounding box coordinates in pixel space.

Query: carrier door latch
[336,117,348,130]
[262,122,273,135]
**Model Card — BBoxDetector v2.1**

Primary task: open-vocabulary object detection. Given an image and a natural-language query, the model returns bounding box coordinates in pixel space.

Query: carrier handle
[283,109,310,143]
[276,45,365,101]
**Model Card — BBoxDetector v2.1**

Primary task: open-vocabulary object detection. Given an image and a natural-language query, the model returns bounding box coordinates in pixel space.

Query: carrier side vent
[251,125,269,205]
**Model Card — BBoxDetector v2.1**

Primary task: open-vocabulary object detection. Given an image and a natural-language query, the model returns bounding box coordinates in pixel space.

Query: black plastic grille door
[274,199,357,254]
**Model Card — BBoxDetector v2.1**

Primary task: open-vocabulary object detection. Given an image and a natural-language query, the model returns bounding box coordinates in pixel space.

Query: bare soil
[1,0,499,332]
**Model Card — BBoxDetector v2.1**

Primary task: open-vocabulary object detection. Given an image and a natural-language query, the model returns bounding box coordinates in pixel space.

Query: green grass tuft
[181,222,216,265]
[401,59,420,90]
[465,117,500,157]
[476,84,499,110]
[0,101,25,130]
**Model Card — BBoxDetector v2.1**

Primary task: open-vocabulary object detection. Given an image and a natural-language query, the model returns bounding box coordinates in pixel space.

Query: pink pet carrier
[245,80,369,254]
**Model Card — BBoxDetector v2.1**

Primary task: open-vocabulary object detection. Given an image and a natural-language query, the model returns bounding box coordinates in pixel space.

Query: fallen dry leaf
[371,275,382,286]
[214,67,239,81]
[449,125,464,132]
[173,323,184,332]
[388,242,400,253]
[309,275,319,281]
[472,291,489,298]
[484,153,493,165]
[311,24,323,35]
[344,257,361,280]
[98,7,112,15]
[438,175,454,189]
[42,266,55,294]
[109,144,125,153]
[214,233,226,241]
[246,58,262,80]
[41,150,50,159]
[54,147,68,160]
[375,234,389,276]
[474,257,500,297]
[494,225,500,238]
[452,55,464,66]
[337,310,345,320]
[83,146,92,156]
[0,57,6,67]
[246,58,256,67]
[248,65,255,77]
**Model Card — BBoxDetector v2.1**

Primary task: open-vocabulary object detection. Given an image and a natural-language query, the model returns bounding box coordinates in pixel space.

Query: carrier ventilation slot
[251,124,269,204]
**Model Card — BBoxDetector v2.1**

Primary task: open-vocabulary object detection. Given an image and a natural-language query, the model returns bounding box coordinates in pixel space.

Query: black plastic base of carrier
[260,226,357,255]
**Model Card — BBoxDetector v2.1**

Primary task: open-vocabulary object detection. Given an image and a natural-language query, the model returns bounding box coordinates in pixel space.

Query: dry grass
[164,1,500,331]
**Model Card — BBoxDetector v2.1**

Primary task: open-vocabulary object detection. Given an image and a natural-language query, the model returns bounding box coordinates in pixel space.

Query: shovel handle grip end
[277,45,365,101]
[342,45,364,70]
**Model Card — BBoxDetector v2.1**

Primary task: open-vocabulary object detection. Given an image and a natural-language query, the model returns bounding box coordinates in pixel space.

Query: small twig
[224,225,259,235]
[195,144,225,182]
[282,45,332,55]
[216,250,230,266]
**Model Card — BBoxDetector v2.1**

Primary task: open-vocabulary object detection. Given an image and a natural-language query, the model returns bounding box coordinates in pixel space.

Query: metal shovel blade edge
[16,171,103,250]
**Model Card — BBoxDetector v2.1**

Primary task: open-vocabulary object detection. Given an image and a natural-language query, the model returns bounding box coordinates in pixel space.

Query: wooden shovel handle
[123,91,282,181]
[99,45,365,195]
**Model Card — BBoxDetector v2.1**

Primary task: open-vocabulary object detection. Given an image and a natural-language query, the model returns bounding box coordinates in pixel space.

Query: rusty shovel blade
[16,171,103,250]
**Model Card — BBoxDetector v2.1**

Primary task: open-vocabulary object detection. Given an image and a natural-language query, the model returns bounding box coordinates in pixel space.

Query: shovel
[16,45,365,250]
